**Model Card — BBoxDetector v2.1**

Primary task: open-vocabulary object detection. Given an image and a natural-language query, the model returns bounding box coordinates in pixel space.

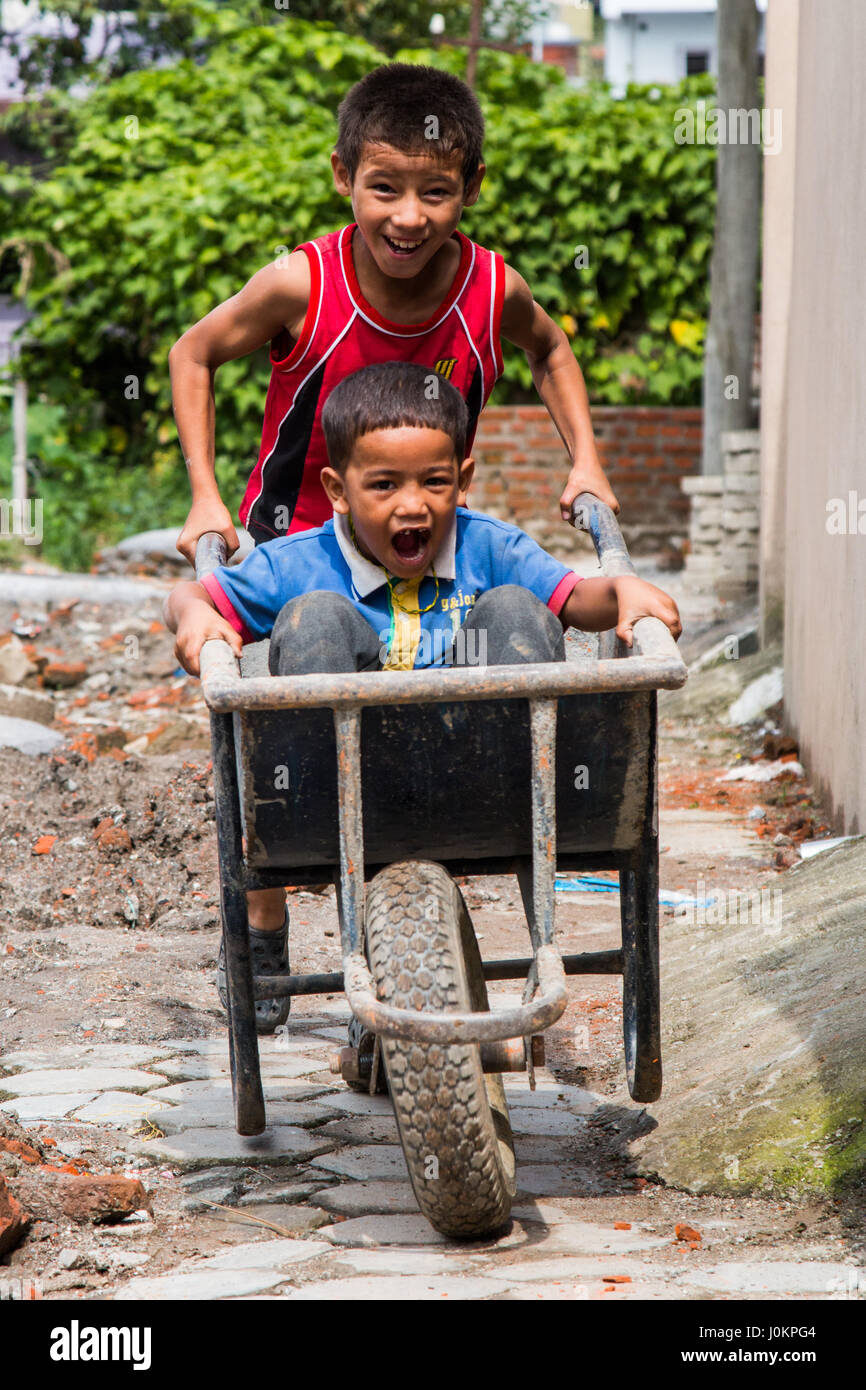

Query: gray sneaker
[217,906,290,1034]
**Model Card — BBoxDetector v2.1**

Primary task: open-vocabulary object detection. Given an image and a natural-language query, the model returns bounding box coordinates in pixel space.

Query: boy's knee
[274,590,356,629]
[466,585,564,664]
[269,591,379,675]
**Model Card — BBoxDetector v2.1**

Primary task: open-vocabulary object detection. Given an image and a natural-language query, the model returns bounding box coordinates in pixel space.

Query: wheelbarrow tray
[233,687,654,875]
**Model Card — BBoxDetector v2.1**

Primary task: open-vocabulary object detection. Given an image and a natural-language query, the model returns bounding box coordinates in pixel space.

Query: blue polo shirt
[201,508,579,670]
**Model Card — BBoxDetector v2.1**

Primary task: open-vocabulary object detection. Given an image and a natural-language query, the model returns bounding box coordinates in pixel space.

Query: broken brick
[0,1176,30,1257]
[42,660,88,689]
[94,824,133,857]
[0,1136,42,1164]
[47,598,80,623]
[675,1223,702,1242]
[67,732,97,762]
[24,1173,150,1226]
[32,835,57,855]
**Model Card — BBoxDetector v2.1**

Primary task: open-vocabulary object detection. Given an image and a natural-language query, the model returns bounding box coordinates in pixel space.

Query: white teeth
[387,237,422,249]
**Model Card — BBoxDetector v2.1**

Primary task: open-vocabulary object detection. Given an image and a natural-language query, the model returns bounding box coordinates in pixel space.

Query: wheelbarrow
[195,494,687,1239]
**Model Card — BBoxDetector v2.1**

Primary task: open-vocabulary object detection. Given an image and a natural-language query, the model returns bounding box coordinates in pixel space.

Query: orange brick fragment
[602,1275,632,1284]
[32,835,57,855]
[675,1223,702,1242]
[614,1221,632,1230]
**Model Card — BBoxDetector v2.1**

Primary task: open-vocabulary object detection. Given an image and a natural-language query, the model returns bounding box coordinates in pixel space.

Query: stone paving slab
[146,1079,330,1104]
[154,1099,332,1134]
[688,1261,854,1296]
[0,1093,99,1122]
[313,1091,396,1116]
[315,1181,420,1217]
[238,1182,335,1207]
[500,1279,674,1301]
[511,1200,602,1226]
[508,1107,587,1136]
[501,1081,601,1114]
[149,1055,324,1082]
[114,1238,333,1299]
[158,1036,327,1056]
[0,1068,167,1096]
[321,1213,451,1247]
[116,1268,293,1300]
[208,1204,331,1234]
[310,1144,409,1181]
[1,1044,180,1071]
[502,1220,670,1256]
[513,1136,581,1164]
[514,1164,604,1197]
[132,1125,337,1170]
[195,1238,332,1272]
[318,1214,534,1252]
[478,1256,669,1283]
[308,1001,352,1019]
[261,1016,332,1032]
[318,1116,400,1145]
[70,1091,173,1125]
[280,1275,512,1300]
[328,1247,469,1276]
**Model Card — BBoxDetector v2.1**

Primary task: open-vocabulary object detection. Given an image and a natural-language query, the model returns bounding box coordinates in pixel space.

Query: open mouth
[383,234,425,259]
[391,527,431,563]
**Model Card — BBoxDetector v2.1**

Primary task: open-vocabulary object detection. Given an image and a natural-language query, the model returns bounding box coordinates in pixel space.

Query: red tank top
[239,223,505,542]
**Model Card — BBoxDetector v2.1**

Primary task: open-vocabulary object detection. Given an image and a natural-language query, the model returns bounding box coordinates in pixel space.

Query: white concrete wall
[759,0,799,645]
[768,0,866,833]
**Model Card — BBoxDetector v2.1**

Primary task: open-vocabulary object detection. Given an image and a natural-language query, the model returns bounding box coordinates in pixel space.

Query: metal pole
[12,377,27,505]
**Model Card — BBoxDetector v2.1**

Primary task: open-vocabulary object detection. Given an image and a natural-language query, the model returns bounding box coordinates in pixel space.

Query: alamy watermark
[674,99,782,156]
[674,878,782,929]
[826,491,866,534]
[0,497,42,545]
[378,624,487,669]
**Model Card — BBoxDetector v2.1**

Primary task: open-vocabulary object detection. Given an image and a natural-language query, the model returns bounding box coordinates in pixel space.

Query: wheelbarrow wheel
[365,860,516,1240]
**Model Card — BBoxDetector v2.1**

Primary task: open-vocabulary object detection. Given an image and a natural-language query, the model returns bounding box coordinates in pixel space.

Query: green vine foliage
[0,18,717,566]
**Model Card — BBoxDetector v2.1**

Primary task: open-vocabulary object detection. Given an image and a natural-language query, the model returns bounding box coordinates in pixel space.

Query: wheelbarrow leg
[620,694,662,1103]
[210,709,266,1136]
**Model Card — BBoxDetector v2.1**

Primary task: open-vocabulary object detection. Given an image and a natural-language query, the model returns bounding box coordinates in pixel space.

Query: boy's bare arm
[560,574,681,646]
[170,252,311,564]
[499,265,619,518]
[163,581,243,678]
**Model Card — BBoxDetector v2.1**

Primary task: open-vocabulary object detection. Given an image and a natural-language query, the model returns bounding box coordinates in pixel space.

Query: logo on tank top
[433,357,458,380]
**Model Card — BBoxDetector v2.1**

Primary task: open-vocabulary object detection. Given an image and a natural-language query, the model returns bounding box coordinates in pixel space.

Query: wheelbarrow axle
[328,1034,545,1086]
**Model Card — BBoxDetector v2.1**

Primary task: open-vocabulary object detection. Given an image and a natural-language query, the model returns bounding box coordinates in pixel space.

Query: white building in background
[527,1,595,81]
[601,0,766,91]
[0,0,132,105]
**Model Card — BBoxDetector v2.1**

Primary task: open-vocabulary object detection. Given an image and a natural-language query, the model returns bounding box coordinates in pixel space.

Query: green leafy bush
[0,18,717,566]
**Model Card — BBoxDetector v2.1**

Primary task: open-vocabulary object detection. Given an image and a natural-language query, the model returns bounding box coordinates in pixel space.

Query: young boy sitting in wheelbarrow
[165,361,681,1031]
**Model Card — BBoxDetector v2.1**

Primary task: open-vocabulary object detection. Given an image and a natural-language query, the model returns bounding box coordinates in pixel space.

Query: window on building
[686,51,710,76]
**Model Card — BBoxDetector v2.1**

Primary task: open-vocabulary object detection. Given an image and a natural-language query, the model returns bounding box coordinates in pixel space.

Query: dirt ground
[0,570,857,1298]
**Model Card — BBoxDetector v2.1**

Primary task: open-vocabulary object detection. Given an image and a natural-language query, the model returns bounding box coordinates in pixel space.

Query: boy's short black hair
[321,362,469,473]
[335,62,484,190]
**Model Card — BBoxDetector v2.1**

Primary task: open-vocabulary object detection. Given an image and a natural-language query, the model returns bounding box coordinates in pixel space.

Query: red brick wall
[467,406,702,558]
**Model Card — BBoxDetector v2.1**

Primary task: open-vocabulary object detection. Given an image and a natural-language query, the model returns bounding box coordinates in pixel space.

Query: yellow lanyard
[348,513,440,614]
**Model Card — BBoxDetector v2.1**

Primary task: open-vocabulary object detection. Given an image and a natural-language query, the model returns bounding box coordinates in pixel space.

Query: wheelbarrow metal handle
[571,491,686,674]
[195,530,228,581]
[342,943,568,1044]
